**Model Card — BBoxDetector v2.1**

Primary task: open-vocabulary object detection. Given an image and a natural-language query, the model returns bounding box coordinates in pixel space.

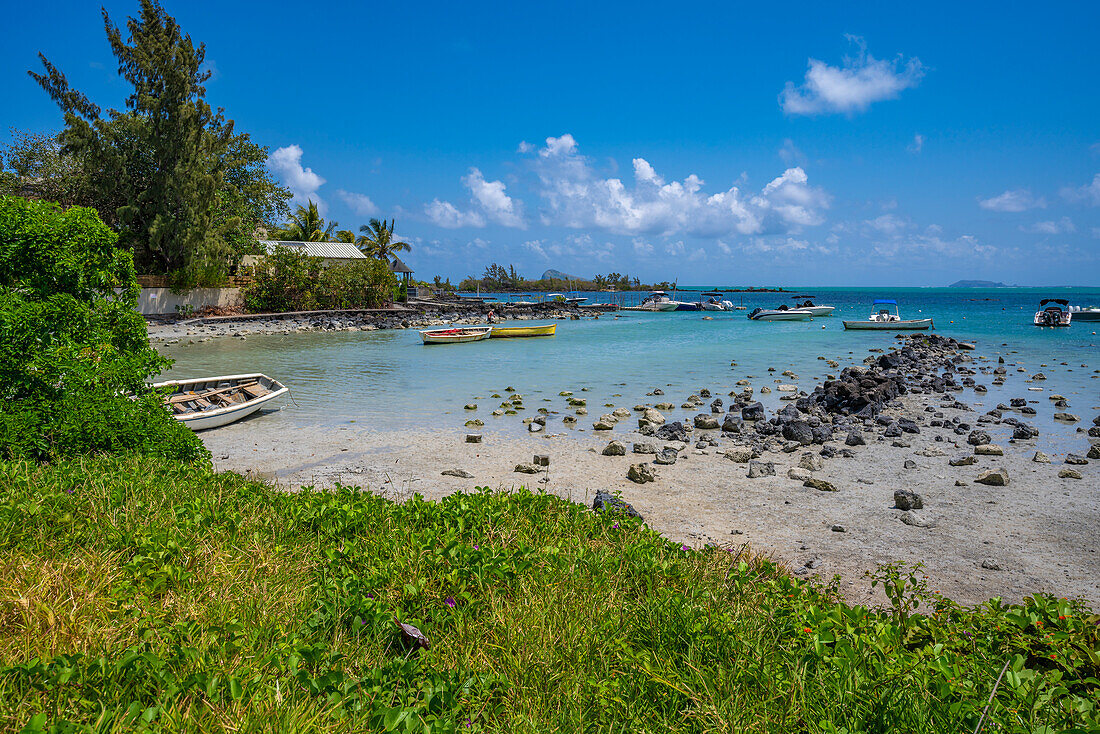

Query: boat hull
[153,373,288,431]
[1069,309,1100,322]
[420,328,493,343]
[802,306,835,317]
[749,310,814,321]
[489,324,557,338]
[843,319,933,330]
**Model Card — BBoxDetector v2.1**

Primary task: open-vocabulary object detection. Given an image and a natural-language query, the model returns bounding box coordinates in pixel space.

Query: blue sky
[3,1,1098,286]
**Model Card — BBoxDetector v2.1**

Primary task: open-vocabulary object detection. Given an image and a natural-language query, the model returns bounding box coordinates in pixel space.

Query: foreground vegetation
[1,457,1097,732]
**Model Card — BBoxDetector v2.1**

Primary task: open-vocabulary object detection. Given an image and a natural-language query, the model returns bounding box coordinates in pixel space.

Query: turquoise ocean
[160,287,1100,454]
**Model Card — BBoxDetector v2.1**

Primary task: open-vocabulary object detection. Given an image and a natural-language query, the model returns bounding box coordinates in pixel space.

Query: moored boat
[488,323,557,338]
[419,326,493,344]
[153,373,288,431]
[748,306,814,321]
[792,299,835,317]
[1034,299,1071,327]
[843,299,932,330]
[622,291,678,312]
[1068,305,1100,322]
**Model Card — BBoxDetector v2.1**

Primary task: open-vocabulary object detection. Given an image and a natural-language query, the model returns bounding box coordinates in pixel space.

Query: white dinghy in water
[154,373,289,430]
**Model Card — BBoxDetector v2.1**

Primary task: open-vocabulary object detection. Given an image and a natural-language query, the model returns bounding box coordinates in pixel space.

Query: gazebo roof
[390,256,414,274]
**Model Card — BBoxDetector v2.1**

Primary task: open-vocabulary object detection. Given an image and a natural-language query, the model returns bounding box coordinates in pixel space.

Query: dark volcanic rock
[593,491,643,519]
[742,402,766,421]
[654,421,689,443]
[894,489,924,510]
[782,421,814,445]
[845,431,866,447]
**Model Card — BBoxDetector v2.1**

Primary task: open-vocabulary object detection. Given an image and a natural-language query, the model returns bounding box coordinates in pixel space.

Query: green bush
[0,196,207,463]
[242,245,396,312]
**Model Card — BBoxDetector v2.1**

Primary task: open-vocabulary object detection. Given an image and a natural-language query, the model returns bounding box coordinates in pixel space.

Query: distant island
[948,280,1017,288]
[541,269,582,281]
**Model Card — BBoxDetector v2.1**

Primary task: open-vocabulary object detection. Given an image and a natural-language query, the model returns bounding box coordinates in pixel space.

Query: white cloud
[978,189,1046,212]
[687,247,707,262]
[632,238,655,255]
[865,214,909,234]
[665,240,685,256]
[517,141,534,153]
[425,199,486,228]
[716,240,733,254]
[1060,174,1100,206]
[529,135,829,238]
[780,36,925,116]
[908,134,923,154]
[1020,217,1075,234]
[872,229,995,259]
[461,168,525,227]
[268,144,326,209]
[522,239,548,259]
[336,189,378,216]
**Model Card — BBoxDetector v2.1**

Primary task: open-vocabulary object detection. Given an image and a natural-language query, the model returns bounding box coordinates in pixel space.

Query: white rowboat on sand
[154,373,289,431]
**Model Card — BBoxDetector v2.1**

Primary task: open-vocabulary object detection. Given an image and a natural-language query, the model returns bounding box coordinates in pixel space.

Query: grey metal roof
[259,240,367,259]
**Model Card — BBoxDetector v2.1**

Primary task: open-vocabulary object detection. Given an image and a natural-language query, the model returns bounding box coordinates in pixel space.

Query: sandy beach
[179,326,1100,609]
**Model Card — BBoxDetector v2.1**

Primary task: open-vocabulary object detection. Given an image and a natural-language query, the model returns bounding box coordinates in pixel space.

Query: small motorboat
[1034,299,1071,327]
[1068,305,1100,322]
[843,299,932,330]
[622,291,679,312]
[153,373,289,431]
[792,299,835,317]
[419,326,493,344]
[700,292,734,311]
[489,323,557,338]
[546,293,588,305]
[748,306,814,321]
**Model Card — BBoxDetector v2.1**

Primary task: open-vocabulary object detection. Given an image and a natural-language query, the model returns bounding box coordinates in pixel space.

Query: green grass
[0,457,1097,733]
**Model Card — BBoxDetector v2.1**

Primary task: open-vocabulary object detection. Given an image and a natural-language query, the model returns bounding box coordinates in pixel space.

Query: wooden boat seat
[241,384,270,399]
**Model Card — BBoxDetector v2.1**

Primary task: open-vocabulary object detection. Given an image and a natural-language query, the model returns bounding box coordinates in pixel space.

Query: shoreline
[147,302,590,344]
[186,333,1100,608]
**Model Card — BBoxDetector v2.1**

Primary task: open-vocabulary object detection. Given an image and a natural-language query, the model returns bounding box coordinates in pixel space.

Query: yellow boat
[488,323,557,338]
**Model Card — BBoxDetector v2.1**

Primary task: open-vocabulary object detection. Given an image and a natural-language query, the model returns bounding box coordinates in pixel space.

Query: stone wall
[132,287,242,315]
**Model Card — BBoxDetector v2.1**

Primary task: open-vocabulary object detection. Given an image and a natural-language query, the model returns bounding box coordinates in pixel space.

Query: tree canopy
[24,0,290,288]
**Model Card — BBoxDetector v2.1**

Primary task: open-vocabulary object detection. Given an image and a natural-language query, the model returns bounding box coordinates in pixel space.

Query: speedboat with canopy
[1034,299,1071,327]
[843,299,932,330]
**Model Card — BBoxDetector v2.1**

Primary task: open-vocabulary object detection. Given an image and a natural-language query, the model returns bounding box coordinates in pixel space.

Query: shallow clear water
[160,287,1100,452]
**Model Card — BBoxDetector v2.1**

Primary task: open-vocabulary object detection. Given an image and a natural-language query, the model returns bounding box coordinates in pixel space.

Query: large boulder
[654,421,689,443]
[632,442,657,454]
[592,491,642,519]
[798,452,824,472]
[976,468,1009,486]
[804,478,837,492]
[747,461,776,478]
[967,430,991,446]
[742,402,766,421]
[642,408,666,425]
[893,489,923,510]
[627,463,656,484]
[844,431,866,447]
[725,448,754,463]
[782,421,814,446]
[653,448,678,465]
[694,413,720,430]
[721,414,743,433]
[602,440,626,456]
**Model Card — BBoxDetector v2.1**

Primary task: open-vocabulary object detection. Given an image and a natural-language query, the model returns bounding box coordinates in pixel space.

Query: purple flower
[444,597,456,608]
[65,489,74,494]
[473,544,479,550]
[681,545,690,552]
[612,523,619,529]
[365,593,375,599]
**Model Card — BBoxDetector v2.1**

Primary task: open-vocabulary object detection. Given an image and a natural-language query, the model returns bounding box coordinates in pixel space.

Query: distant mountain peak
[541,269,581,281]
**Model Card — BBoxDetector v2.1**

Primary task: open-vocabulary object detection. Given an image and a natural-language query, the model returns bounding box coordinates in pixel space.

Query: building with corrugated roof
[257,240,368,264]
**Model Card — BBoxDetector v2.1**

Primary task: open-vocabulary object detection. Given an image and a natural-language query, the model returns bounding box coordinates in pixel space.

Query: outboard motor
[749,307,761,319]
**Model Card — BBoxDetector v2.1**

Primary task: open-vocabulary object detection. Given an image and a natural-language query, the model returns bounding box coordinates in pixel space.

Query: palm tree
[357,218,410,261]
[272,200,341,242]
[335,229,355,243]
